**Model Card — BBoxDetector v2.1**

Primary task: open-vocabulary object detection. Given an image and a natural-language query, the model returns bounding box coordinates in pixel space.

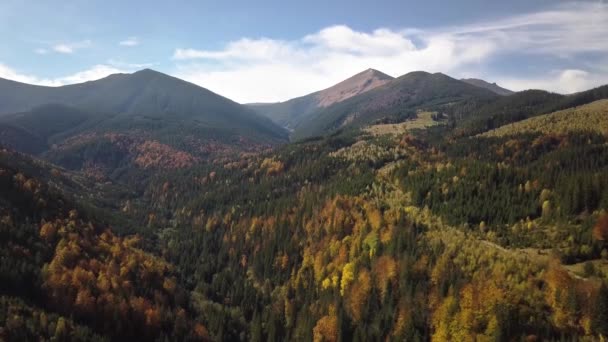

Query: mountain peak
[128,68,169,81]
[344,68,394,83]
[315,68,394,107]
[133,68,162,76]
[359,68,393,79]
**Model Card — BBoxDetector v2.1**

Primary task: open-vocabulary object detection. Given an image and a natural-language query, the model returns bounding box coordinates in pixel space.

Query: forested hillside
[134,116,608,341]
[481,99,608,137]
[454,85,608,136]
[0,149,207,341]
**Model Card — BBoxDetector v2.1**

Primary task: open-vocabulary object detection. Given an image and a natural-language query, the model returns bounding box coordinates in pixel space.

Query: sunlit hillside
[482,99,608,137]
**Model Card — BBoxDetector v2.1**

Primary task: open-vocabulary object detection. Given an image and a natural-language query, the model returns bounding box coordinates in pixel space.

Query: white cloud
[499,69,607,94]
[174,38,301,62]
[119,37,139,47]
[52,40,92,54]
[53,44,73,54]
[54,64,126,85]
[0,63,45,84]
[172,2,608,103]
[0,63,127,86]
[303,26,416,55]
[34,48,47,55]
[107,59,157,69]
[172,25,496,103]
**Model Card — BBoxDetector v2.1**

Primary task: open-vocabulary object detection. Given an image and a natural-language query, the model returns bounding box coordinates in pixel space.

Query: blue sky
[0,0,607,102]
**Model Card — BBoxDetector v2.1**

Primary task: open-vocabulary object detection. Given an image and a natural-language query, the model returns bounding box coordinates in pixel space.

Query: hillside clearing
[364,111,440,136]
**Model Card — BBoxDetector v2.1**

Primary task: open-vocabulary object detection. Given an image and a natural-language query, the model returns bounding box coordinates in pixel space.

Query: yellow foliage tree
[340,262,356,296]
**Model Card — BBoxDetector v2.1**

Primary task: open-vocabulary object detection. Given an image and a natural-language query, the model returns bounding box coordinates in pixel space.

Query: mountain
[247,68,394,128]
[292,71,499,139]
[0,69,287,143]
[0,69,288,178]
[461,78,514,95]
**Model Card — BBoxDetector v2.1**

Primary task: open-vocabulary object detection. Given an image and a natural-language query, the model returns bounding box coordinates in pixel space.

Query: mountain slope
[0,104,99,154]
[247,68,394,128]
[461,78,514,95]
[455,84,608,135]
[481,99,608,137]
[0,148,206,340]
[292,71,499,139]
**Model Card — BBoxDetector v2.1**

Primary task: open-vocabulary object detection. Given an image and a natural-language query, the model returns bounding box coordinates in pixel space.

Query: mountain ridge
[461,78,514,95]
[292,70,500,139]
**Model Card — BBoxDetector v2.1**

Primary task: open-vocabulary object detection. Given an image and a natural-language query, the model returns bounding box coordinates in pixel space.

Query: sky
[0,0,607,103]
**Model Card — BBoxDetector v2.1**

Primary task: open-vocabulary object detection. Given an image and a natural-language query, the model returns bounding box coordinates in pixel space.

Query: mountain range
[2,65,608,341]
[290,71,501,139]
[2,67,608,176]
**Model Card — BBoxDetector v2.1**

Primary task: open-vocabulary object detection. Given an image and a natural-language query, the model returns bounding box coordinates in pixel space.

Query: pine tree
[594,283,608,337]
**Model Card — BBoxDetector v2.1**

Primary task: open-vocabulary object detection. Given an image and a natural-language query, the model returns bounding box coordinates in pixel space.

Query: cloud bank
[173,2,608,103]
[0,64,126,87]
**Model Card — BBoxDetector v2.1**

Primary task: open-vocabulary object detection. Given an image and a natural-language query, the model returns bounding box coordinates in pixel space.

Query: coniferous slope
[292,71,499,139]
[247,68,394,129]
[454,84,608,136]
[481,99,608,137]
[0,104,97,154]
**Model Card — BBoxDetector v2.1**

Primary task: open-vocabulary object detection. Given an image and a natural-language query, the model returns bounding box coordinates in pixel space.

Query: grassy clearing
[364,111,440,136]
